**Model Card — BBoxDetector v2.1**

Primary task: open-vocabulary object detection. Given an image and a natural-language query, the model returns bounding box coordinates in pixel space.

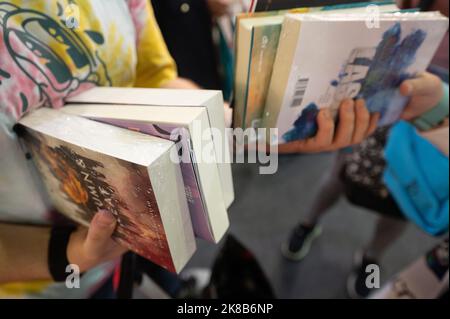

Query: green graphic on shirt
[0,1,111,107]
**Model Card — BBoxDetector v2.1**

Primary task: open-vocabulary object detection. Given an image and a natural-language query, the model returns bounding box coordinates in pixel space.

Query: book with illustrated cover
[18,108,196,273]
[66,87,234,210]
[63,103,230,244]
[234,15,284,130]
[262,12,449,145]
[234,1,399,131]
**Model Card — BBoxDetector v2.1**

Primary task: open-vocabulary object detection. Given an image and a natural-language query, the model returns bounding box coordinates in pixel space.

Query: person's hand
[67,210,128,272]
[400,72,444,121]
[206,0,233,18]
[277,99,379,153]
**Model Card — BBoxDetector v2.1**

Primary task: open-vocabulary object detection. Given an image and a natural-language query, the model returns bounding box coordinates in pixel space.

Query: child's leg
[347,216,408,298]
[282,150,348,261]
[363,216,408,261]
[302,150,347,226]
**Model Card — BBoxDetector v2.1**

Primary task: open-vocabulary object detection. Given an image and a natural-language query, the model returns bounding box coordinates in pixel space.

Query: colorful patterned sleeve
[127,0,177,88]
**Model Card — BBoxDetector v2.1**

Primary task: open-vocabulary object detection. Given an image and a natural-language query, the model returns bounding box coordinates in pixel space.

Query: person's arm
[161,77,201,90]
[412,83,449,130]
[0,211,127,284]
[0,223,51,283]
[128,0,178,88]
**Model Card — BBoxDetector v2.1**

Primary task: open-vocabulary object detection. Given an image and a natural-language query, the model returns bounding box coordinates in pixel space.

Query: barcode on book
[290,78,309,108]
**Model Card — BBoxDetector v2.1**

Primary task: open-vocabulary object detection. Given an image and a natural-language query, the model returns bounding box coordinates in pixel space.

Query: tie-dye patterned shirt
[0,0,177,298]
[0,0,176,122]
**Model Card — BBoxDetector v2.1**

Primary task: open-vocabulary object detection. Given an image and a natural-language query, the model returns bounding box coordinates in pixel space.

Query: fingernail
[95,210,115,226]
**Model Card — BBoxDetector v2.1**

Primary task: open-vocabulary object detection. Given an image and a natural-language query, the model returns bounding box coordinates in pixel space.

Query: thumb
[84,210,117,258]
[399,72,440,97]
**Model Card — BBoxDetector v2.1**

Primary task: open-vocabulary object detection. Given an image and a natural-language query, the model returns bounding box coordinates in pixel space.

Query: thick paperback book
[66,87,234,209]
[18,108,196,273]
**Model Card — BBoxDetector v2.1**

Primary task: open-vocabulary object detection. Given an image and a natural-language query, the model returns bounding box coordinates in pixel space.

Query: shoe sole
[346,272,363,299]
[281,226,322,262]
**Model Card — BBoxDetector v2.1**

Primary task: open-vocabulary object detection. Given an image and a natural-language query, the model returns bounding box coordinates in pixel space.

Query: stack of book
[234,1,449,145]
[18,88,234,273]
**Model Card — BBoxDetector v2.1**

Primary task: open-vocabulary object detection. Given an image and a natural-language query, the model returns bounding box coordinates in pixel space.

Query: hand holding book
[400,72,446,121]
[235,9,448,149]
[277,99,379,154]
[272,71,446,153]
[67,210,128,273]
[17,88,234,272]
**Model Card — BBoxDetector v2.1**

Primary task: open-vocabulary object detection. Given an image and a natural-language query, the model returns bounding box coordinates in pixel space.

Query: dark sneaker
[281,224,322,261]
[177,268,211,299]
[347,251,379,299]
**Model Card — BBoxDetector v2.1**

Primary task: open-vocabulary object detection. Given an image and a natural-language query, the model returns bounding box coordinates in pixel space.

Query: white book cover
[62,104,230,244]
[264,12,449,144]
[66,88,235,209]
[18,108,195,273]
[234,1,399,132]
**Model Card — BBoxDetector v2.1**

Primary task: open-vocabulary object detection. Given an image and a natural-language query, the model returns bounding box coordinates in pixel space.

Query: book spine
[244,23,282,130]
[149,146,196,273]
[242,27,256,129]
[233,26,252,130]
[261,16,302,144]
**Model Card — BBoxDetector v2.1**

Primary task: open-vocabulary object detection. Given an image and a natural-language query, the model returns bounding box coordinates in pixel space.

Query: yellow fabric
[0,281,53,298]
[133,2,178,88]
